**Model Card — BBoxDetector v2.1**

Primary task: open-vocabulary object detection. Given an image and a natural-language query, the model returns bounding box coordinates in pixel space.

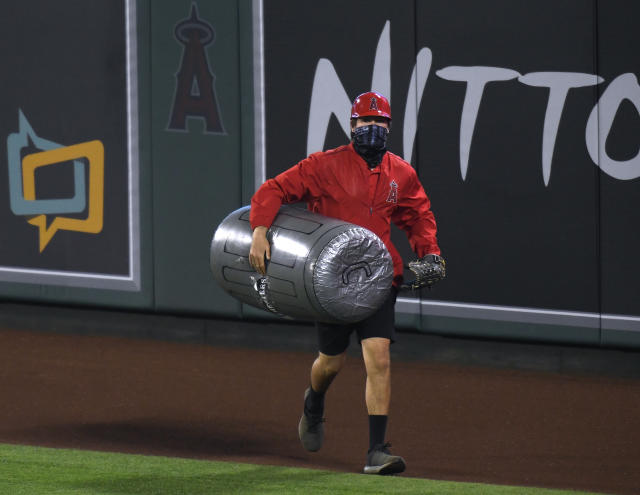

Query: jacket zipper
[369,168,382,216]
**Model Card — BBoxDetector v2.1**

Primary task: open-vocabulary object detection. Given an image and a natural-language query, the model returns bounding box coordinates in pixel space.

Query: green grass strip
[0,443,606,495]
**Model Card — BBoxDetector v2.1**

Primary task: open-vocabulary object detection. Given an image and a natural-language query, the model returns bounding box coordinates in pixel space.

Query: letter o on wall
[586,73,640,180]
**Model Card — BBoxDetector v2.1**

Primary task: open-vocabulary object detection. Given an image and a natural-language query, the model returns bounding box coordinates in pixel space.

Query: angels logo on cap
[350,91,391,120]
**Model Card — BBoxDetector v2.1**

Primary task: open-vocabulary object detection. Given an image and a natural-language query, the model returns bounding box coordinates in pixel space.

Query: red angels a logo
[386,179,398,203]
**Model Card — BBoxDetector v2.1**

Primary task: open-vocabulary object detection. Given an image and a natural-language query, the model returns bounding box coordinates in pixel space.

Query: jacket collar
[348,142,389,172]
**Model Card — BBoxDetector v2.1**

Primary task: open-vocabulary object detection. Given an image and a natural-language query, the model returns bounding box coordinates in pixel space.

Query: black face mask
[352,124,388,167]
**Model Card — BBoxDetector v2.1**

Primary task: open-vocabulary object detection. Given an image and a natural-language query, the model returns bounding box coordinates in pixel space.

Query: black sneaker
[298,388,324,452]
[363,443,406,475]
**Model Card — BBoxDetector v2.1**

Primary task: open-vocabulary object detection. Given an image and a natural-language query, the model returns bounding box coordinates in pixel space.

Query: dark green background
[0,0,637,347]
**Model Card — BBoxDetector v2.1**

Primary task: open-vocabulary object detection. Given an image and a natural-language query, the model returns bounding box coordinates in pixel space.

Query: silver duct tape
[253,275,285,317]
[313,228,393,322]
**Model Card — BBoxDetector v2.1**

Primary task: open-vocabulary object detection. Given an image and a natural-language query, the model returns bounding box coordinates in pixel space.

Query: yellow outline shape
[22,140,104,252]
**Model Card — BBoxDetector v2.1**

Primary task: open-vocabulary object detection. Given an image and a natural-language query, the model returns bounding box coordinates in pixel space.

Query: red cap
[351,91,391,120]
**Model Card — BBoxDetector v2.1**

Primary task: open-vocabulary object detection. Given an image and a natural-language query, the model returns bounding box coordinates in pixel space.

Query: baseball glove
[401,254,446,290]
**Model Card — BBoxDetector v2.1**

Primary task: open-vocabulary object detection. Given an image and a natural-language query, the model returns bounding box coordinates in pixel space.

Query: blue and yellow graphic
[7,110,104,252]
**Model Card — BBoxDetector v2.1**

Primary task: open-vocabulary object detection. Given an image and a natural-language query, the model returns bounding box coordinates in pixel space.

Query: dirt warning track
[0,325,639,494]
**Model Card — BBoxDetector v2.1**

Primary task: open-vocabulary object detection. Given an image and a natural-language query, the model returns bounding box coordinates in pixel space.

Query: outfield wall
[0,0,638,348]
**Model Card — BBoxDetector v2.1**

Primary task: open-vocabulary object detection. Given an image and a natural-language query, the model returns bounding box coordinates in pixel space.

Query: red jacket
[250,143,440,283]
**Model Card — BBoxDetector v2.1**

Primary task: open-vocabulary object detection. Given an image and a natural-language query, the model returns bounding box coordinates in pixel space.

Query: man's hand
[401,254,446,290]
[249,226,271,275]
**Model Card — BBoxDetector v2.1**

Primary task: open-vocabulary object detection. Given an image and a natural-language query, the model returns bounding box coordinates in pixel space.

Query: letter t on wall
[436,66,520,180]
[519,72,603,186]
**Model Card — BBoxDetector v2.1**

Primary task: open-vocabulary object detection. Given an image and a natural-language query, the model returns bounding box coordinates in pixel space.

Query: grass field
[0,443,608,495]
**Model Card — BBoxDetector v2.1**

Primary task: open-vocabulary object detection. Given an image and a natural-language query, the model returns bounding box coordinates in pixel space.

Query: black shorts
[315,287,398,356]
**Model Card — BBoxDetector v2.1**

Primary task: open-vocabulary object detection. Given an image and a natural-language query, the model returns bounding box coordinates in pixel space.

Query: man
[249,91,444,475]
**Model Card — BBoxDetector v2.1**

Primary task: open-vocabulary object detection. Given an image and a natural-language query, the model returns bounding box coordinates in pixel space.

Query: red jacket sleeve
[250,154,323,230]
[391,167,441,257]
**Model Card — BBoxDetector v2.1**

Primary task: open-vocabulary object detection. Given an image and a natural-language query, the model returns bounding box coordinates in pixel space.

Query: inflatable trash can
[210,205,394,323]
